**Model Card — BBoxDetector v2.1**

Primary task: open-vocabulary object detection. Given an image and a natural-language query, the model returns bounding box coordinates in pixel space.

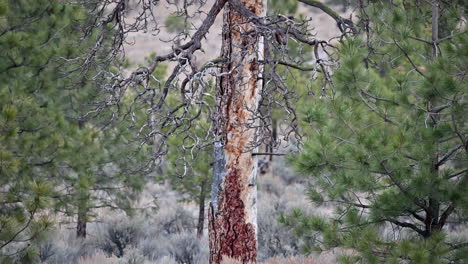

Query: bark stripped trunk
[209,0,265,263]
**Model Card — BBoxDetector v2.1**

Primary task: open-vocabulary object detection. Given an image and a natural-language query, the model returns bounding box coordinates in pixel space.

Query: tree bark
[209,0,266,263]
[76,120,88,239]
[197,179,207,238]
[76,205,87,238]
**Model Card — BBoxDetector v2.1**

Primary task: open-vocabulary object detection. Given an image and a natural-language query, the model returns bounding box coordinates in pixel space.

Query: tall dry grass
[220,256,335,264]
[75,251,118,264]
[74,255,334,264]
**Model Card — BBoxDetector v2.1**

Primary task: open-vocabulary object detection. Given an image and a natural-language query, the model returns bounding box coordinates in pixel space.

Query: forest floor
[42,156,338,264]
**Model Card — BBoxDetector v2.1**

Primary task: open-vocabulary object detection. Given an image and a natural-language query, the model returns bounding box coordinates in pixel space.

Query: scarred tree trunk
[209,0,266,263]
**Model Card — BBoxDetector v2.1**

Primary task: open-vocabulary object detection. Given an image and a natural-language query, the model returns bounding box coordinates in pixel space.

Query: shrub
[118,247,145,264]
[221,256,334,264]
[154,255,178,264]
[76,251,119,264]
[257,168,314,261]
[165,233,208,264]
[261,256,334,264]
[140,237,165,261]
[257,192,301,260]
[38,230,98,264]
[97,217,142,258]
[155,207,196,235]
[38,241,56,263]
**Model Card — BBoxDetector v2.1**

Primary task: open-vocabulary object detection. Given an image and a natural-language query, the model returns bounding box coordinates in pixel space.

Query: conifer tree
[0,0,149,261]
[283,1,467,263]
[0,1,90,260]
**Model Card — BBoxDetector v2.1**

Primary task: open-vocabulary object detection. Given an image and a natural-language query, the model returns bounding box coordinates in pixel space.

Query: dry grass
[73,254,334,264]
[75,251,119,264]
[220,256,335,264]
[262,257,335,264]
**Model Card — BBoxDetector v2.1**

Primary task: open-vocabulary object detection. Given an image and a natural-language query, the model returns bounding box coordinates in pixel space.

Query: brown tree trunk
[197,179,207,238]
[209,0,266,263]
[76,205,87,238]
[423,0,454,238]
[270,118,277,162]
[76,120,88,239]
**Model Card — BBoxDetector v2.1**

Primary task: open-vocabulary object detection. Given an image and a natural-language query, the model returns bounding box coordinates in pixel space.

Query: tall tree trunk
[270,118,277,162]
[76,120,88,239]
[209,0,266,263]
[76,204,87,238]
[424,0,448,238]
[197,179,207,238]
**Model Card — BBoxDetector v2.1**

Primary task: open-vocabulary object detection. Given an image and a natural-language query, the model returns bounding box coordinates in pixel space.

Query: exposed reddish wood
[209,0,265,263]
[209,169,256,263]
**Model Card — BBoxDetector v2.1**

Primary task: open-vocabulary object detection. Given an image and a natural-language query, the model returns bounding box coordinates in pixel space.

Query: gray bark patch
[211,141,226,215]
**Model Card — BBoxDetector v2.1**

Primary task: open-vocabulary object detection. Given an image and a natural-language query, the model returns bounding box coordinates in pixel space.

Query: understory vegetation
[35,166,332,264]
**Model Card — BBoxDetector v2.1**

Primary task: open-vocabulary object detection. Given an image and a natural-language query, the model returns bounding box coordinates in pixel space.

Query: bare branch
[297,0,356,34]
[388,218,426,237]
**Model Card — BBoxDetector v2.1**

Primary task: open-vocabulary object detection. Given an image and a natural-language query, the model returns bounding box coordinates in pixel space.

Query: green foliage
[0,0,149,261]
[0,1,81,260]
[165,15,187,33]
[268,0,298,15]
[285,1,467,263]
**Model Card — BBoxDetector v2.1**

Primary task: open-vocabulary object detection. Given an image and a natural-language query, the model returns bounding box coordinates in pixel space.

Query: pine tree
[0,1,91,260]
[0,0,149,261]
[282,1,467,263]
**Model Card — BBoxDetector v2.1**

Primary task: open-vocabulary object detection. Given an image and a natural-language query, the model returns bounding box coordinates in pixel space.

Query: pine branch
[388,219,426,237]
[429,104,451,113]
[408,35,432,44]
[0,207,37,250]
[272,60,321,72]
[380,160,430,213]
[410,211,426,223]
[437,145,462,167]
[296,0,356,33]
[147,0,228,74]
[358,91,399,126]
[252,152,286,156]
[228,0,326,47]
[330,199,371,208]
[447,242,468,250]
[447,169,467,179]
[393,40,428,78]
[435,204,455,230]
[361,89,400,105]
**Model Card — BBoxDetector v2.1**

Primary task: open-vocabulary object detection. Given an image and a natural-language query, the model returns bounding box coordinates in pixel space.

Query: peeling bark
[209,0,266,263]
